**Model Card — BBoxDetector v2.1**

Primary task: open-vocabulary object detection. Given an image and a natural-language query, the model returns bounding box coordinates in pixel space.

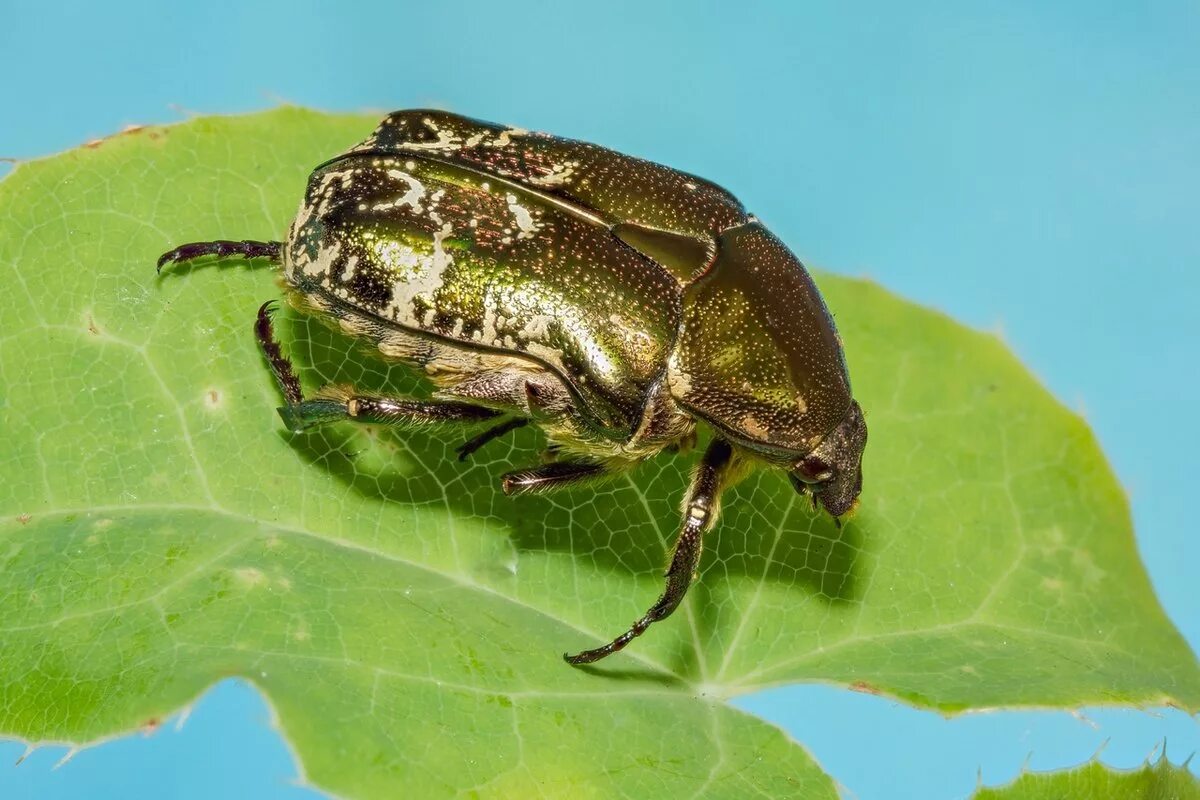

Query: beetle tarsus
[157,239,282,272]
[278,399,348,433]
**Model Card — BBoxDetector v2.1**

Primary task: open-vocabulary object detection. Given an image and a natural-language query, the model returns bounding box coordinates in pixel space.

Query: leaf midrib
[6,501,1145,706]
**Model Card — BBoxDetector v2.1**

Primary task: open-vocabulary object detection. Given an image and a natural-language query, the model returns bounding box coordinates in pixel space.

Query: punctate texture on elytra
[0,109,1197,800]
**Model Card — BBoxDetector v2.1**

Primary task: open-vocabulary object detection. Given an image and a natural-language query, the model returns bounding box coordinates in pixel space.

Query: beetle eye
[794,455,834,483]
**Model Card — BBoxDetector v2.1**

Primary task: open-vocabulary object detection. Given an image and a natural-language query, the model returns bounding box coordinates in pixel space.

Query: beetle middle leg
[564,437,737,665]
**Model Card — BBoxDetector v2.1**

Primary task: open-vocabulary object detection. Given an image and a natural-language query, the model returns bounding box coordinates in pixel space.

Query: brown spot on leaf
[849,680,881,695]
[16,513,31,525]
[82,124,160,150]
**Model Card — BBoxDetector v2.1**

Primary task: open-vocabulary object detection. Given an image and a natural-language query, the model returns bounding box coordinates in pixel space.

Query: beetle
[157,110,867,665]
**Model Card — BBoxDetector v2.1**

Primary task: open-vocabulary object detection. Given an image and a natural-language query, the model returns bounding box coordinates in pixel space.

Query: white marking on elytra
[530,160,580,187]
[341,255,360,282]
[428,188,447,226]
[392,118,463,152]
[505,193,542,239]
[487,127,528,148]
[741,415,768,439]
[380,221,457,325]
[301,238,342,278]
[372,170,426,213]
[431,221,454,271]
[287,165,360,275]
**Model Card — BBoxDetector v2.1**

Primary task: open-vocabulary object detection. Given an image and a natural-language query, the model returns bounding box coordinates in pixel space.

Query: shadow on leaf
[272,309,866,676]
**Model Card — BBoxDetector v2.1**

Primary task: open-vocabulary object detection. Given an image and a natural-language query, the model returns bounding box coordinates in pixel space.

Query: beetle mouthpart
[799,401,867,519]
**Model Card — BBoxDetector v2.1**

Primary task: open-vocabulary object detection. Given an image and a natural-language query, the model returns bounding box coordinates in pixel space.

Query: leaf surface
[1,109,1196,798]
[972,756,1200,800]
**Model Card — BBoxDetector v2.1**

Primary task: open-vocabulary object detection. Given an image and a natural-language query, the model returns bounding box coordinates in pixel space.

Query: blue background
[2,1,1197,797]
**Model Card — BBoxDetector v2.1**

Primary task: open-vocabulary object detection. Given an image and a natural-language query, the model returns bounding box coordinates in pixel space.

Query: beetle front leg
[564,438,736,665]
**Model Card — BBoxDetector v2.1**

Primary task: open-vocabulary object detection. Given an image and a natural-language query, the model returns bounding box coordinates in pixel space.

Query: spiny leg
[157,240,282,272]
[279,389,504,434]
[457,417,530,461]
[253,301,503,433]
[564,438,736,666]
[255,301,303,406]
[500,460,613,496]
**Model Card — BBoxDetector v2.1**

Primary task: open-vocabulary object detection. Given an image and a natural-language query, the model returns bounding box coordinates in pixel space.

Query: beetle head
[788,401,866,518]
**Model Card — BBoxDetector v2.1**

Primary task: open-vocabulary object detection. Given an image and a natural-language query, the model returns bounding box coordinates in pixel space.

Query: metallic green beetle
[158,110,868,664]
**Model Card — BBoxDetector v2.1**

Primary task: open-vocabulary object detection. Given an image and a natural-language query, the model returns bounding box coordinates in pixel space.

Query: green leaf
[0,108,1196,798]
[971,754,1200,799]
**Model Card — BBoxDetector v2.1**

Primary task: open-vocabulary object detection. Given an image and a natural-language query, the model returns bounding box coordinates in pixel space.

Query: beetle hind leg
[279,387,504,434]
[157,239,282,272]
[255,301,303,405]
[564,438,737,666]
[253,301,504,435]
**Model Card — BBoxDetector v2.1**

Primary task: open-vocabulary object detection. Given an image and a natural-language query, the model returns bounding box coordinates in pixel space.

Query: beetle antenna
[156,240,282,273]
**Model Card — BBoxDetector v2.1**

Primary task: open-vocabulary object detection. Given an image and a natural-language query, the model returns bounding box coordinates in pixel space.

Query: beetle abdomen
[284,152,681,435]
